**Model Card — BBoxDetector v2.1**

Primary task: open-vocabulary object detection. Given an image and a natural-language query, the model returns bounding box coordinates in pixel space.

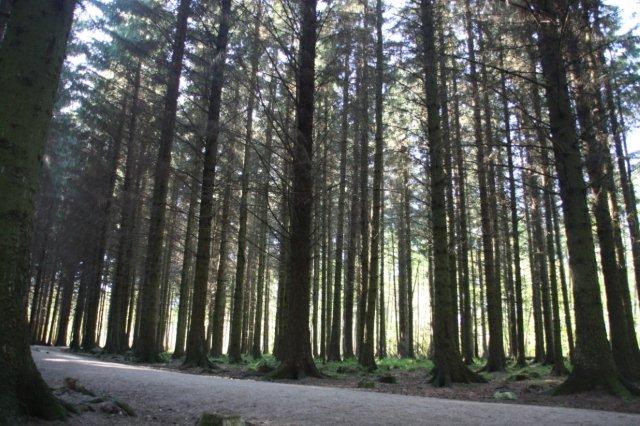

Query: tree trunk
[104,62,141,354]
[564,11,640,380]
[228,4,261,362]
[251,82,274,358]
[529,0,631,395]
[360,0,384,370]
[500,62,525,366]
[343,83,361,360]
[0,0,76,419]
[54,259,78,346]
[421,0,485,386]
[136,0,191,362]
[437,15,459,354]
[209,176,233,358]
[172,165,199,358]
[464,0,503,371]
[183,0,231,367]
[271,0,321,379]
[355,2,371,359]
[328,35,351,362]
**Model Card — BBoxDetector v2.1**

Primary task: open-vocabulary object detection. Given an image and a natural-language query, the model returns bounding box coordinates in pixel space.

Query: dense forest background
[3,0,640,419]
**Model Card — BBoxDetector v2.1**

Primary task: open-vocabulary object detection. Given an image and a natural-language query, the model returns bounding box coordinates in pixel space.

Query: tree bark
[136,0,191,362]
[529,0,631,395]
[183,0,231,367]
[0,0,76,419]
[360,0,384,370]
[328,34,351,362]
[172,165,199,358]
[421,0,485,386]
[271,0,321,379]
[104,62,141,354]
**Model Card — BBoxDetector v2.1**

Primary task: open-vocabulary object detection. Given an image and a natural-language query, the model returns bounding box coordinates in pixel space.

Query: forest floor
[29,346,640,425]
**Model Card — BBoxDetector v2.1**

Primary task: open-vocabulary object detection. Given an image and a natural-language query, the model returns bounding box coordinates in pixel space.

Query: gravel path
[32,346,640,425]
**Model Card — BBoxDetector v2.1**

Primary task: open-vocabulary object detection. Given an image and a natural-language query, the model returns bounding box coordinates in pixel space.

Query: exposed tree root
[550,362,569,377]
[481,362,505,373]
[553,371,640,397]
[182,353,215,370]
[430,357,487,388]
[269,360,323,380]
[16,379,67,421]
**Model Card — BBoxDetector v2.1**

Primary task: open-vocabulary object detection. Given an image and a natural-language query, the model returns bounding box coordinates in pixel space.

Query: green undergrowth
[318,357,434,377]
[248,355,279,372]
[157,351,172,363]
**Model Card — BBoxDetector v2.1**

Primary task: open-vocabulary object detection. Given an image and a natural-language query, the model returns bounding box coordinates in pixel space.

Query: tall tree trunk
[464,0,504,371]
[603,67,640,303]
[183,0,231,367]
[136,0,191,362]
[355,1,371,358]
[437,14,459,354]
[360,0,384,370]
[521,163,545,363]
[550,193,574,361]
[500,63,525,366]
[421,0,485,386]
[564,10,640,380]
[156,185,179,353]
[328,35,351,362]
[228,4,261,362]
[378,187,387,358]
[172,165,199,358]
[529,157,555,367]
[105,62,141,354]
[0,0,76,419]
[271,0,320,379]
[479,23,505,372]
[529,0,631,395]
[209,175,233,357]
[251,81,274,359]
[54,259,78,346]
[343,87,361,360]
[312,198,321,357]
[452,66,474,364]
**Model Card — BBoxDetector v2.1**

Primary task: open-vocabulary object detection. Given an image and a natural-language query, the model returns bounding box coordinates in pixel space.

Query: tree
[327,30,351,362]
[184,0,232,368]
[421,0,485,387]
[528,0,635,395]
[0,0,76,419]
[271,0,321,379]
[229,2,262,363]
[359,0,384,370]
[136,0,191,363]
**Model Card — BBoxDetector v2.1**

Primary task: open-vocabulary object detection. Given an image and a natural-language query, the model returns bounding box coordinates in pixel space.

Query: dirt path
[31,346,640,425]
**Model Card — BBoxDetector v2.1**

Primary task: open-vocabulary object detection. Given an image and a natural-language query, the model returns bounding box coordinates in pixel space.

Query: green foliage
[319,357,433,377]
[493,390,517,400]
[357,378,376,389]
[376,357,434,372]
[247,355,278,372]
[157,352,172,363]
[320,358,362,376]
[506,363,551,382]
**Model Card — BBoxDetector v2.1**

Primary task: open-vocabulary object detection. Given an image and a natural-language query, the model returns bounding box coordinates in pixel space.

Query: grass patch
[157,352,172,363]
[506,363,552,382]
[376,357,433,372]
[248,355,279,372]
[319,358,362,376]
[318,357,433,377]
